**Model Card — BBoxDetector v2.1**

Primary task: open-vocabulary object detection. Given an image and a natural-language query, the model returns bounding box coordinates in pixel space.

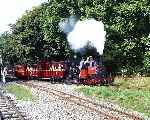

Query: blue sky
[0,0,47,34]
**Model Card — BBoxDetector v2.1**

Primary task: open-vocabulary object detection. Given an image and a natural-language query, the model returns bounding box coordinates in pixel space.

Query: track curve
[18,81,144,120]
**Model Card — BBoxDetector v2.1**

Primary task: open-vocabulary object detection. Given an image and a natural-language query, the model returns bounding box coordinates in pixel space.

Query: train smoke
[59,17,106,55]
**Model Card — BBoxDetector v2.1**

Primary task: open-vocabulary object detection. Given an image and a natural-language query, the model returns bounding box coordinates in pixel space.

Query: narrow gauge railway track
[0,88,26,120]
[18,81,144,120]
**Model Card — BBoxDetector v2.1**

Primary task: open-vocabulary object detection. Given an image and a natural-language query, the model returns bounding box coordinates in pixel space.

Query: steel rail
[18,81,144,120]
[0,88,26,120]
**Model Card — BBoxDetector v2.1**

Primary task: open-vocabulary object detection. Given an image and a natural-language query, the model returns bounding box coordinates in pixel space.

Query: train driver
[85,56,97,67]
[89,56,97,67]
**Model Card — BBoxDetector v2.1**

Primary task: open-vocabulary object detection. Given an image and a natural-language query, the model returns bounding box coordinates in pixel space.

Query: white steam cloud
[59,17,106,55]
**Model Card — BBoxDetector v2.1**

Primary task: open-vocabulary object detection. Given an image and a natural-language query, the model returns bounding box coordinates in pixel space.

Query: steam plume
[59,17,106,55]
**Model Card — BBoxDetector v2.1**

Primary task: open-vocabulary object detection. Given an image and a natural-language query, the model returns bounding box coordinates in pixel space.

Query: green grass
[6,83,36,101]
[75,77,150,117]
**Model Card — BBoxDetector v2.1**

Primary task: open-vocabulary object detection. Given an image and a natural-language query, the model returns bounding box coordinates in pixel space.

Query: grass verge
[75,77,150,117]
[6,83,36,101]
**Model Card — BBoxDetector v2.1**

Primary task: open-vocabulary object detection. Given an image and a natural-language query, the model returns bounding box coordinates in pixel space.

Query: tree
[102,0,150,75]
[1,0,150,75]
[0,32,27,65]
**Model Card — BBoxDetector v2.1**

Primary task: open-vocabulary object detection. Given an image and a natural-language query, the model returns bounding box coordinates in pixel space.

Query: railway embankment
[1,80,149,120]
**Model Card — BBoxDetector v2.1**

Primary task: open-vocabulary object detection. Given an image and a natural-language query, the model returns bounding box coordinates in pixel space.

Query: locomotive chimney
[98,56,103,66]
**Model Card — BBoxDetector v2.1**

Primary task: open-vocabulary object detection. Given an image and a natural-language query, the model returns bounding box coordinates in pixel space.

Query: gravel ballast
[16,86,108,120]
[2,81,149,120]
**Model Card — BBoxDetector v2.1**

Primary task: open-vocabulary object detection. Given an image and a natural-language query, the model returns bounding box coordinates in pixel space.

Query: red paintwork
[35,61,65,78]
[79,69,88,79]
[88,67,97,75]
[15,65,30,79]
[15,61,65,79]
[79,66,113,85]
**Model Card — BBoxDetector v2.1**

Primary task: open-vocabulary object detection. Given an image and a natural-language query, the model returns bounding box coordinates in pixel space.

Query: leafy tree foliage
[0,32,26,65]
[0,0,150,75]
[102,0,150,75]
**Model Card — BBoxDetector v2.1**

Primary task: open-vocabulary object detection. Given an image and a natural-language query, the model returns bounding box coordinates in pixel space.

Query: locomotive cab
[78,56,113,85]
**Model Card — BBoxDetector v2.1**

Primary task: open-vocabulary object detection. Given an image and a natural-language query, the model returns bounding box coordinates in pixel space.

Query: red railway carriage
[15,61,65,79]
[32,61,65,79]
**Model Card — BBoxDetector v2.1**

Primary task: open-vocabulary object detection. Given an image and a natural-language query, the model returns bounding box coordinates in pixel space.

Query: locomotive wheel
[107,78,114,85]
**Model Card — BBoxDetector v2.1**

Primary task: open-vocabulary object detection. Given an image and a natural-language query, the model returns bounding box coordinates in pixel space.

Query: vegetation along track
[18,81,144,120]
[0,88,26,120]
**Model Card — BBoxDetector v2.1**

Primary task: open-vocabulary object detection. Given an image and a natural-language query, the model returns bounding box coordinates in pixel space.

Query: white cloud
[0,0,47,34]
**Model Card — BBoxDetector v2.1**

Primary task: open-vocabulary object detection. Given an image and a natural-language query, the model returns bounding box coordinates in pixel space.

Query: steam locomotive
[14,59,113,85]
